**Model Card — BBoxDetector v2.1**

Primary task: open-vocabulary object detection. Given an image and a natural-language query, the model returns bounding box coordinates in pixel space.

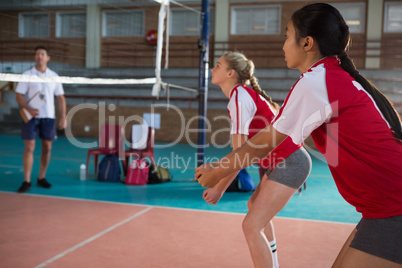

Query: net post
[197,0,210,167]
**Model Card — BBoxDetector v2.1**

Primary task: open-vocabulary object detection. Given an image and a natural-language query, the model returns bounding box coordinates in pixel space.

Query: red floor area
[0,192,355,268]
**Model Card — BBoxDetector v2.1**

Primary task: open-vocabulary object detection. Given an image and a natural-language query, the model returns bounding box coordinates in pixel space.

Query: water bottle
[80,164,86,181]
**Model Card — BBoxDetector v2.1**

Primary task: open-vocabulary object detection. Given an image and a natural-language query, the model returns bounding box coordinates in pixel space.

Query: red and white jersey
[272,56,402,219]
[228,84,301,169]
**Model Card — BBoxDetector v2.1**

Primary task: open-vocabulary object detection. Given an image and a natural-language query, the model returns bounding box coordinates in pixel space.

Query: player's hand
[28,108,39,117]
[195,162,222,188]
[203,187,224,205]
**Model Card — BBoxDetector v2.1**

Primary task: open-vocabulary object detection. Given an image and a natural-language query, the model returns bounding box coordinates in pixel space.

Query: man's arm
[56,95,67,129]
[16,93,39,117]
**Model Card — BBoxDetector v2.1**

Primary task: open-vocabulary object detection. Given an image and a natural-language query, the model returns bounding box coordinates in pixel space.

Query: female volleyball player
[196,3,402,267]
[203,51,312,268]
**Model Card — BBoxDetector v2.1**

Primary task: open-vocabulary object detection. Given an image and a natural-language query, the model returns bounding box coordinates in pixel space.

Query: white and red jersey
[272,56,402,219]
[228,84,301,169]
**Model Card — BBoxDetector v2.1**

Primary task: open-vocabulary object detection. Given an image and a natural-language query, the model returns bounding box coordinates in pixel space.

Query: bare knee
[242,217,254,238]
[242,216,263,239]
[247,199,253,210]
[41,141,52,154]
[24,141,35,154]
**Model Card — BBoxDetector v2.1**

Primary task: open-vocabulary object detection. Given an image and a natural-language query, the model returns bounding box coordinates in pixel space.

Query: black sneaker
[17,181,31,193]
[37,178,52,188]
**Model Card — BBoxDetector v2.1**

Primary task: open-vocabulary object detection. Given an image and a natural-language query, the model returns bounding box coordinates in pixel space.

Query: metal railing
[63,94,402,115]
[0,82,14,104]
[1,38,401,69]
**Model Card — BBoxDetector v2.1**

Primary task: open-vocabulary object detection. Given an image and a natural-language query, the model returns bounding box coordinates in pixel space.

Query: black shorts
[21,118,56,141]
[350,215,402,264]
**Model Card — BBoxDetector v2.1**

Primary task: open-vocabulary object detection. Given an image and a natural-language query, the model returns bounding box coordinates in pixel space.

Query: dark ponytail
[338,52,402,139]
[292,3,402,140]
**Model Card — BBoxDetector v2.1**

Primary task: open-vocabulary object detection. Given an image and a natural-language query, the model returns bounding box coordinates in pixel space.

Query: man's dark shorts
[21,118,57,141]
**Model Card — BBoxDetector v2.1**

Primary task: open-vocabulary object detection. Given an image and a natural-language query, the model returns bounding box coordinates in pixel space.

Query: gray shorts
[265,147,312,189]
[350,215,402,264]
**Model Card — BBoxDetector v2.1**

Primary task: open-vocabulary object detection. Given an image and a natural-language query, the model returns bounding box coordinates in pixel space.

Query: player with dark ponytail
[291,2,401,140]
[196,3,402,267]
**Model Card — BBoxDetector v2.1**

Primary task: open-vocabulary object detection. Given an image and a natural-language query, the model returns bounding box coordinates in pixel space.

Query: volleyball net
[0,0,203,96]
[0,0,215,174]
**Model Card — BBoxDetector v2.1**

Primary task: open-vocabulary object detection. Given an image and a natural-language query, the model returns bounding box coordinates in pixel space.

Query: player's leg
[243,179,298,267]
[243,148,311,267]
[248,174,279,267]
[247,178,263,210]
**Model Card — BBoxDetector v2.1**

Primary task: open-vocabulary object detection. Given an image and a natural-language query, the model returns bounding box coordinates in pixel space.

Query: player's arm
[196,125,287,188]
[203,134,248,205]
[212,133,249,191]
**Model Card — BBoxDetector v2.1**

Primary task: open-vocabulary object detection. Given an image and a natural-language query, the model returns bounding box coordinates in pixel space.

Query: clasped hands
[194,160,225,188]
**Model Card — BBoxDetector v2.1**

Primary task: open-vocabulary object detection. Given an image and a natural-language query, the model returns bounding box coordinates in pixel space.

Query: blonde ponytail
[249,75,280,110]
[223,51,280,110]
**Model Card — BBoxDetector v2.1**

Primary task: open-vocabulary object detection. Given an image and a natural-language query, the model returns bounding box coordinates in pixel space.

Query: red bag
[125,158,149,185]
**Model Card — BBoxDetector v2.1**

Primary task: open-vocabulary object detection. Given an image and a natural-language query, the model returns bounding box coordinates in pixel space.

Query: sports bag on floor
[98,155,121,182]
[238,169,255,192]
[226,169,255,192]
[126,158,149,185]
[226,176,239,192]
[148,164,171,184]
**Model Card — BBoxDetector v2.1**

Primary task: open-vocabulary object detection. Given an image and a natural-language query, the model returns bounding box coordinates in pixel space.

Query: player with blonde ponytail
[203,51,312,267]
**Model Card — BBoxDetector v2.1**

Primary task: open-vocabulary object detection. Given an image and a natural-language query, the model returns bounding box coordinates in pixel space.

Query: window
[231,5,281,35]
[170,8,215,36]
[19,13,50,38]
[102,10,144,37]
[332,3,366,34]
[384,2,402,33]
[56,12,86,38]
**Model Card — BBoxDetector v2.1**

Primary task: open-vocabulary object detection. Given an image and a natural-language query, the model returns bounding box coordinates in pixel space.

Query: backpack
[238,169,255,192]
[98,155,121,182]
[125,158,149,185]
[148,164,171,184]
[226,176,239,192]
[226,169,255,192]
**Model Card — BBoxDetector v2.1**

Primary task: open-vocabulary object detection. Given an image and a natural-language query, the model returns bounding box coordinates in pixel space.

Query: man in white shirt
[15,46,67,193]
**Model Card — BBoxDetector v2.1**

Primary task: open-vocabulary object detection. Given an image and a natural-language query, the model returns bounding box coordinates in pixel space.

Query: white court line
[0,191,356,226]
[34,206,153,268]
[0,164,22,169]
[0,154,84,162]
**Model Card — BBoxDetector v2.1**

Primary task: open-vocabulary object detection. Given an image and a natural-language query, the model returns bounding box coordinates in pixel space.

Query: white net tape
[0,73,157,84]
[0,0,199,95]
